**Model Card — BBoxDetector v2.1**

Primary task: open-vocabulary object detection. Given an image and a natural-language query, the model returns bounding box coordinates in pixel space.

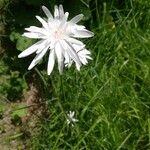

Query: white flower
[66,111,78,126]
[18,5,94,75]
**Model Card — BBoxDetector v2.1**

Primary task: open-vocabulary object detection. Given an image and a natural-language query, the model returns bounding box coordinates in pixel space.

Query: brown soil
[0,81,48,149]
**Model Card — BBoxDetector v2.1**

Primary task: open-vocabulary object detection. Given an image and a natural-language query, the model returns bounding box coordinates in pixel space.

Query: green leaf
[10,31,35,51]
[10,31,20,42]
[11,104,27,118]
[16,36,35,51]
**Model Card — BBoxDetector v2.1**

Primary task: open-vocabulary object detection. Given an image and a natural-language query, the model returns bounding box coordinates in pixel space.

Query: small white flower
[66,111,78,126]
[18,5,94,75]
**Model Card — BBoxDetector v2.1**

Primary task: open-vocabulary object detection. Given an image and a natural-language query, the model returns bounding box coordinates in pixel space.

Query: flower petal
[72,44,85,52]
[64,51,72,67]
[73,29,94,38]
[36,40,49,54]
[47,49,55,75]
[63,40,81,66]
[18,40,44,58]
[55,42,64,74]
[70,14,84,24]
[65,12,69,21]
[42,6,53,19]
[28,45,49,70]
[23,32,46,39]
[25,26,47,35]
[75,62,81,71]
[67,38,85,46]
[78,49,91,55]
[77,49,92,65]
[54,5,59,18]
[36,16,49,30]
[59,5,64,18]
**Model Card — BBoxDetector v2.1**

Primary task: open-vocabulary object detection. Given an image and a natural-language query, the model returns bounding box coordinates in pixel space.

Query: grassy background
[1,0,150,149]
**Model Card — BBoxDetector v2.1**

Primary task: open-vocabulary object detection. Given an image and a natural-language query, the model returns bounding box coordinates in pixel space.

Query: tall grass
[31,1,150,149]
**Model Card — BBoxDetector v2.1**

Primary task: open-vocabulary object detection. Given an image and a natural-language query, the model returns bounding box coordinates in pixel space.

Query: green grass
[31,1,150,149]
[1,0,150,149]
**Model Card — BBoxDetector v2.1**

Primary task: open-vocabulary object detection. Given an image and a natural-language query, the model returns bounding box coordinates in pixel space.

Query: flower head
[18,5,94,75]
[66,111,78,126]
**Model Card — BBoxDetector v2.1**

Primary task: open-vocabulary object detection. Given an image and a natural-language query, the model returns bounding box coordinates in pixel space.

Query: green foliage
[11,104,27,125]
[1,0,150,149]
[31,1,150,149]
[11,104,27,118]
[0,61,27,101]
[10,31,35,51]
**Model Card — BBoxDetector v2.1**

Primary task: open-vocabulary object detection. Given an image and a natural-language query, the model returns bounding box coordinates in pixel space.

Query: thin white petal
[75,25,85,30]
[60,40,81,66]
[80,56,88,65]
[55,42,64,74]
[65,61,73,68]
[54,5,59,18]
[73,29,94,38]
[28,45,49,70]
[79,49,91,55]
[34,46,49,62]
[47,49,55,75]
[77,49,92,65]
[36,16,49,30]
[25,26,47,35]
[76,62,81,71]
[42,6,53,19]
[18,40,44,58]
[78,50,92,59]
[36,40,49,54]
[67,38,85,46]
[85,55,92,60]
[59,5,64,18]
[71,111,75,116]
[70,14,84,24]
[66,41,81,66]
[72,44,85,52]
[81,59,87,65]
[65,12,69,21]
[23,32,45,39]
